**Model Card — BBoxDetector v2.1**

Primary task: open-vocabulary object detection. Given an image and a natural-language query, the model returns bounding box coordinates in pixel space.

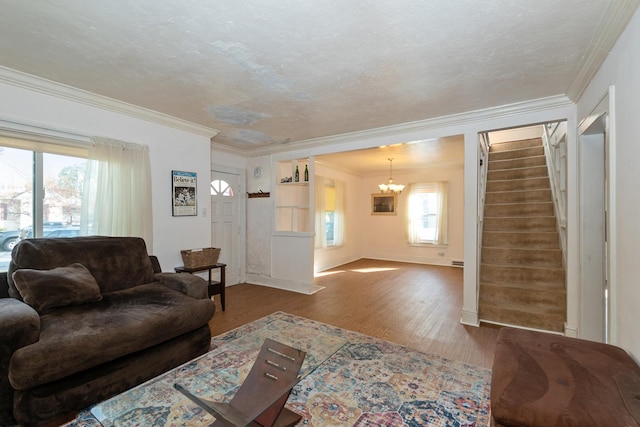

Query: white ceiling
[0,1,637,169]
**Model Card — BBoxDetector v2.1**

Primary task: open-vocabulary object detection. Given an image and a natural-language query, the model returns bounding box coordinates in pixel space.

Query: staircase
[479,138,566,332]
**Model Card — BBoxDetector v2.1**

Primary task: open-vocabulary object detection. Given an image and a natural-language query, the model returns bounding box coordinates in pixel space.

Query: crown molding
[567,0,640,101]
[0,65,574,158]
[210,139,251,157]
[247,95,574,157]
[0,66,219,138]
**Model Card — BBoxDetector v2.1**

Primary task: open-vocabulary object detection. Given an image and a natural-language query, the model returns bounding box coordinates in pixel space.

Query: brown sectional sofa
[0,236,215,426]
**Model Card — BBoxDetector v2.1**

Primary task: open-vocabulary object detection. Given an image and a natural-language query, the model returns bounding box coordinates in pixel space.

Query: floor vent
[451,260,464,267]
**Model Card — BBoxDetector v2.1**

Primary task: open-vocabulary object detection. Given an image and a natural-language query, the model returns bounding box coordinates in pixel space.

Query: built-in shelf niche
[275,158,311,233]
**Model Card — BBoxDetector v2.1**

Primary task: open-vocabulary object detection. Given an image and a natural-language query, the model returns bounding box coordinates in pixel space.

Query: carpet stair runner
[479,137,566,332]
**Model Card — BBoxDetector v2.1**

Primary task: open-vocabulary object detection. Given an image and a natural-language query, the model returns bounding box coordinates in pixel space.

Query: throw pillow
[12,263,103,313]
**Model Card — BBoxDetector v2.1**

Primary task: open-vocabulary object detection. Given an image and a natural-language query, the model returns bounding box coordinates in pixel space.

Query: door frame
[211,164,247,285]
[577,86,616,343]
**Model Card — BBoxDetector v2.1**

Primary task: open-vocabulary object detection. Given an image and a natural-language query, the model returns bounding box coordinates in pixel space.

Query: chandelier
[378,158,405,193]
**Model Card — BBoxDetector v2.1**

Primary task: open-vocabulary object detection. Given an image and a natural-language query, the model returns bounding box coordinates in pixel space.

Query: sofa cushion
[8,236,156,299]
[12,263,102,314]
[491,328,640,427]
[9,283,215,390]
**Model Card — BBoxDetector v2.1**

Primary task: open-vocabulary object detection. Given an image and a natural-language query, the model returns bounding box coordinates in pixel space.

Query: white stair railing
[476,132,490,306]
[542,121,568,266]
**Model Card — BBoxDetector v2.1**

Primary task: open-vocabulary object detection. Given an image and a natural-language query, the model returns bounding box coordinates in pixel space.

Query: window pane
[0,147,86,272]
[211,179,234,196]
[409,191,438,243]
[325,211,335,245]
[419,193,437,241]
[43,153,85,227]
[0,147,32,259]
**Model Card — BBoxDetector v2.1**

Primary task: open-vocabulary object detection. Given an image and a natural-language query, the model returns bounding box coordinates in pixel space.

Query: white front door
[211,170,240,286]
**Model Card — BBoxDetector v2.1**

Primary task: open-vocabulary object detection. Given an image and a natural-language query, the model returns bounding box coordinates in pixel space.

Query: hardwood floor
[208,258,500,369]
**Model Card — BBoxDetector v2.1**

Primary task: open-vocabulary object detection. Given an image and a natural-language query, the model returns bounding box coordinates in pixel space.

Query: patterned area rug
[66,312,491,426]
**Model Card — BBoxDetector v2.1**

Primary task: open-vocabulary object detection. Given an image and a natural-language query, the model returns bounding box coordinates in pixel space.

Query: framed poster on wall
[371,193,397,215]
[172,170,197,216]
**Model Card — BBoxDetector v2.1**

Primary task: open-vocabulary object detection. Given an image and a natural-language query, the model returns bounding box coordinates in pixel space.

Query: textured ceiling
[0,1,637,155]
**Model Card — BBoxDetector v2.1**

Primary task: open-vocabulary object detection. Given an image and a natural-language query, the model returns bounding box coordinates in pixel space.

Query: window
[324,185,336,245]
[1,133,152,272]
[407,181,448,245]
[0,142,87,271]
[315,176,345,248]
[211,179,234,196]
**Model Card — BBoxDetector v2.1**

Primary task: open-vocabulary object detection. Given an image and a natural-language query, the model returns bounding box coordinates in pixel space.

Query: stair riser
[480,264,565,285]
[483,232,559,248]
[480,286,566,308]
[479,306,565,332]
[488,156,546,171]
[484,202,554,217]
[489,146,544,161]
[483,217,557,231]
[488,166,547,180]
[481,248,562,267]
[485,189,551,204]
[489,139,542,152]
[486,177,550,192]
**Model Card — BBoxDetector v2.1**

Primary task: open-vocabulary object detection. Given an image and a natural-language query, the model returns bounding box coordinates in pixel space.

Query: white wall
[361,166,464,266]
[576,7,640,361]
[245,154,273,277]
[212,148,247,171]
[0,80,213,271]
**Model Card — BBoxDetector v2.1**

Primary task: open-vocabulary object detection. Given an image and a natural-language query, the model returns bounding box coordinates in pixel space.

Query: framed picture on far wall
[371,193,397,215]
[172,170,197,216]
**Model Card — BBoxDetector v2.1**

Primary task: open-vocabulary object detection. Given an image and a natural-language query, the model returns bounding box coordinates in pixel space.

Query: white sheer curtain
[333,179,346,246]
[434,181,448,245]
[80,137,153,246]
[407,181,448,245]
[314,176,326,249]
[407,182,421,243]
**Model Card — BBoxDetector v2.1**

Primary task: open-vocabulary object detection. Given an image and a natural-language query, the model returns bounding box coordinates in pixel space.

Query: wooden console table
[175,263,226,311]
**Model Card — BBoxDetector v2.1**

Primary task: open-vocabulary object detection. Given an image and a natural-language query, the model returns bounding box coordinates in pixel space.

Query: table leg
[220,265,226,311]
[207,268,213,299]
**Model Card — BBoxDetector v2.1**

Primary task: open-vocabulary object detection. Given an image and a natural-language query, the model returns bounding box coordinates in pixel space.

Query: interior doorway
[578,89,613,343]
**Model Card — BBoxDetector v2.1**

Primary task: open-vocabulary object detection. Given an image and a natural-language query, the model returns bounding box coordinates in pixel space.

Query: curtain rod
[0,115,92,143]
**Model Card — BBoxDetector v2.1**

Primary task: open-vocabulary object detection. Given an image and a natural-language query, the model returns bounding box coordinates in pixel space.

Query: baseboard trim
[314,254,361,274]
[564,323,578,337]
[480,319,565,335]
[245,274,322,295]
[363,255,454,267]
[460,310,479,327]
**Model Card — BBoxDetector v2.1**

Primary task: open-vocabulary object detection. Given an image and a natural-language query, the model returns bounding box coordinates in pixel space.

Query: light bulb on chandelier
[378,158,405,193]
